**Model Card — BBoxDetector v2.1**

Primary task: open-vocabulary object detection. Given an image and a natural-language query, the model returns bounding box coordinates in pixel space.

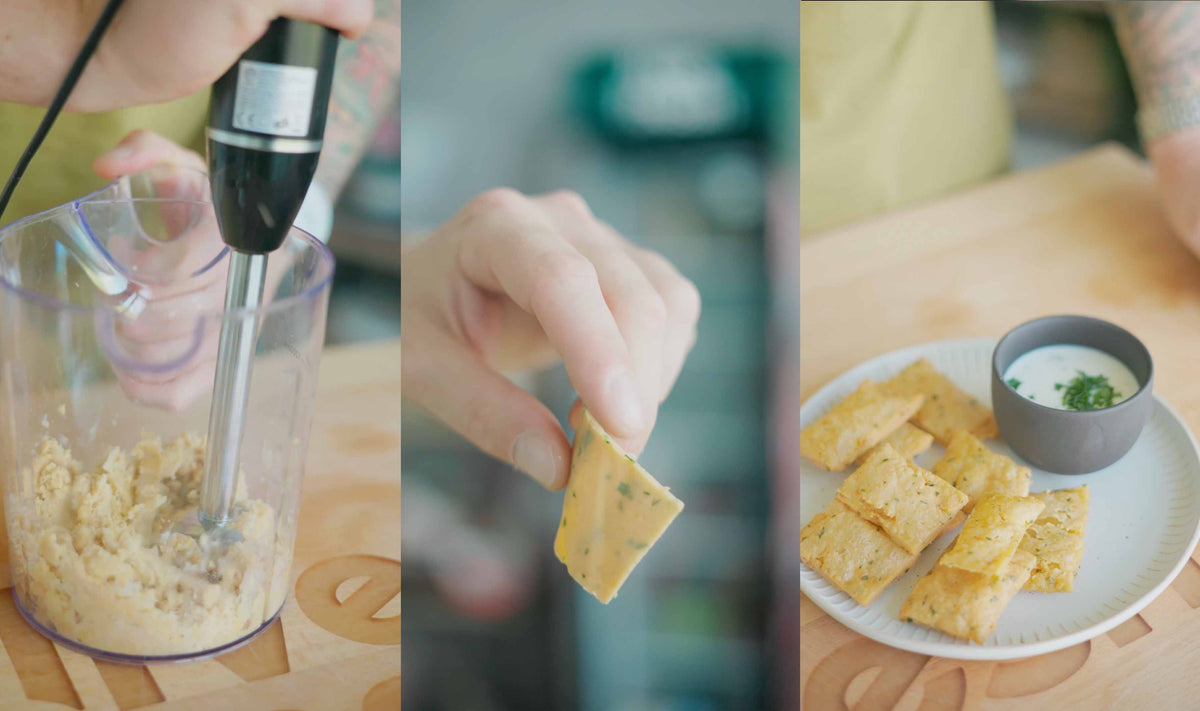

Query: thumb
[404,326,573,490]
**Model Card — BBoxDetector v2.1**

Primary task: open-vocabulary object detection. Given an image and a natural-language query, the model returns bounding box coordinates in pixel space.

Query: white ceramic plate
[799,338,1200,660]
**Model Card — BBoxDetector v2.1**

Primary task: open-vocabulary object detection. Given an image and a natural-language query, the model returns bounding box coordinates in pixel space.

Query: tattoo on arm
[1111,1,1200,108]
[315,0,402,200]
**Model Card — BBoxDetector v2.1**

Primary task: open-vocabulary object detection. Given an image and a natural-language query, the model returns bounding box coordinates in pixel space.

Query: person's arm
[1111,2,1200,255]
[0,0,373,112]
[313,0,403,199]
[0,1,90,106]
[1111,2,1200,111]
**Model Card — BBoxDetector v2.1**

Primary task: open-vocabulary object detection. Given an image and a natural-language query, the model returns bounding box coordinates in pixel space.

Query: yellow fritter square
[854,423,934,466]
[884,359,998,445]
[931,430,1031,510]
[899,549,1037,643]
[835,444,969,555]
[1019,486,1089,592]
[940,494,1045,577]
[555,410,684,604]
[800,500,918,606]
[800,379,924,471]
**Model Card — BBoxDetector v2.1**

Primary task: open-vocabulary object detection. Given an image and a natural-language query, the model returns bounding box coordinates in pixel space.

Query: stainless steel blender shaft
[200,250,267,528]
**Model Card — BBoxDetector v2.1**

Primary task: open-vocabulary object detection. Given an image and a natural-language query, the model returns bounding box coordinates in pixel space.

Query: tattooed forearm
[316,0,402,199]
[1111,1,1200,108]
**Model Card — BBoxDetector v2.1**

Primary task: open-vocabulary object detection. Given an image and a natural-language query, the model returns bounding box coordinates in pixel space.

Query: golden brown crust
[1020,486,1090,592]
[884,359,998,445]
[800,380,924,471]
[932,430,1031,511]
[854,423,935,466]
[836,444,969,555]
[800,499,918,606]
[940,494,1045,576]
[900,549,1037,643]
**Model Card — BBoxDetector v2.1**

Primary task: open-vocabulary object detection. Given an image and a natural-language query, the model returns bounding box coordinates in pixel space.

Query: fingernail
[511,432,562,489]
[604,367,645,435]
[101,146,133,164]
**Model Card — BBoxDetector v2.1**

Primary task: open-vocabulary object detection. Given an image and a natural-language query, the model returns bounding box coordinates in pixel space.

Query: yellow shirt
[0,90,210,227]
[800,1,1012,236]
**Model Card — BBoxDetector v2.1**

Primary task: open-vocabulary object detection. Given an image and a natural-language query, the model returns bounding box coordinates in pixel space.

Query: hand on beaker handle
[94,131,288,412]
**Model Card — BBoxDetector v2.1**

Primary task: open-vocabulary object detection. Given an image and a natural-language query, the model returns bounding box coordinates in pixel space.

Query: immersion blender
[199,20,339,536]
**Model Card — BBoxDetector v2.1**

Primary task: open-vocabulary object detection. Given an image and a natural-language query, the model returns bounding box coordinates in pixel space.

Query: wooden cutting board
[800,145,1200,709]
[0,339,401,710]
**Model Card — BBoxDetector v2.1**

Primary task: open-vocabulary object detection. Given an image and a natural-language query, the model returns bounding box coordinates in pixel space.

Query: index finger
[453,190,648,440]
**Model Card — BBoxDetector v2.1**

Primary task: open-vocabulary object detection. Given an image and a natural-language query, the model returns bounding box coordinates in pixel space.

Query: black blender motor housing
[207,19,339,254]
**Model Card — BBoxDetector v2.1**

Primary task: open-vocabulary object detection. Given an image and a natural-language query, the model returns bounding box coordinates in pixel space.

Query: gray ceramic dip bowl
[991,315,1153,474]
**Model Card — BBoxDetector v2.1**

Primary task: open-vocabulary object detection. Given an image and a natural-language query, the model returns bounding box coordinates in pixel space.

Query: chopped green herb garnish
[624,454,635,462]
[1058,370,1123,410]
[561,518,567,527]
[627,539,648,550]
[617,482,633,498]
[1006,377,1022,389]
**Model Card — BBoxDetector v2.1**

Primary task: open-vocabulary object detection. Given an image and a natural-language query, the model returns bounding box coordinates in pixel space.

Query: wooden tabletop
[0,339,401,710]
[800,145,1200,709]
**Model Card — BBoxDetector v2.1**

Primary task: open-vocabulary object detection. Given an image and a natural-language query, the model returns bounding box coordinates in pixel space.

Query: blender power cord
[0,0,126,222]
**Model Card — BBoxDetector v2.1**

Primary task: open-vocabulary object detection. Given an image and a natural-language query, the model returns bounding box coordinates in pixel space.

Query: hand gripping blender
[199,20,339,538]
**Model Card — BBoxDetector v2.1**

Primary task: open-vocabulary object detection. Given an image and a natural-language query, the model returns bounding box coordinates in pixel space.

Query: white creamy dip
[1003,344,1139,411]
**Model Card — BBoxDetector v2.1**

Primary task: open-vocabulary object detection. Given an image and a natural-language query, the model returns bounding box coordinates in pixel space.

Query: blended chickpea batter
[11,432,288,656]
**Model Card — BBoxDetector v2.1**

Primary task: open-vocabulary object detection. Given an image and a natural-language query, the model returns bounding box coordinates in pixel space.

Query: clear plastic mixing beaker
[0,166,332,662]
